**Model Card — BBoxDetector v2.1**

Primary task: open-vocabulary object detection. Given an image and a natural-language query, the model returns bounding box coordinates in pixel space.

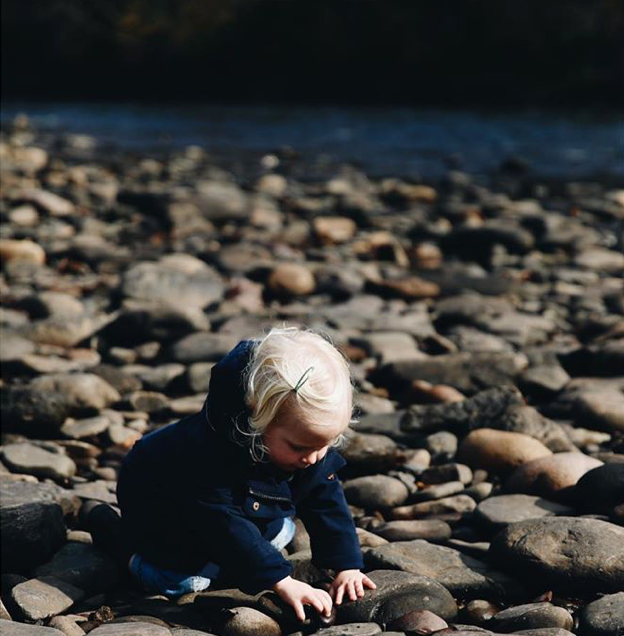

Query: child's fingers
[335,584,345,605]
[293,600,306,622]
[355,579,364,597]
[318,589,333,616]
[306,594,325,618]
[348,580,358,601]
[363,575,377,589]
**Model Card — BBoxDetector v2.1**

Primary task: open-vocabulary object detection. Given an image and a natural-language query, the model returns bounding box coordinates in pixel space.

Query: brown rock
[268,263,316,296]
[457,428,552,474]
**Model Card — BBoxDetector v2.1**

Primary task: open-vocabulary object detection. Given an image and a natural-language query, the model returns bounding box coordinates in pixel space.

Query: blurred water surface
[2,103,622,179]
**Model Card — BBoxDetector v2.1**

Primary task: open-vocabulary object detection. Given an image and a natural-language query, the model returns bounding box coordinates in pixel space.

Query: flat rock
[87,624,172,636]
[365,540,524,600]
[1,443,76,482]
[0,619,65,634]
[475,495,572,532]
[219,606,281,636]
[457,428,552,474]
[33,542,119,595]
[343,475,409,509]
[505,452,603,501]
[11,575,84,621]
[372,353,527,398]
[391,494,476,520]
[0,480,67,573]
[373,519,452,542]
[578,591,624,636]
[489,516,624,594]
[487,602,573,632]
[335,569,457,624]
[313,624,381,636]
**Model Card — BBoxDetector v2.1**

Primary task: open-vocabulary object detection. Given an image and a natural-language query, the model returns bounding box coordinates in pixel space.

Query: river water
[1,103,623,180]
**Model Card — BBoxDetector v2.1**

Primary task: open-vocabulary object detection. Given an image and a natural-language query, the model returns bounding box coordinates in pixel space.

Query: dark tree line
[2,0,623,106]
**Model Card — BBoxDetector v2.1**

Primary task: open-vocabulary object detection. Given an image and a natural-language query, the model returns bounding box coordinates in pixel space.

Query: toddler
[116,326,375,620]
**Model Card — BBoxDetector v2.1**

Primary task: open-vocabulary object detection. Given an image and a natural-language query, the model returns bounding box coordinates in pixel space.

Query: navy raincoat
[117,340,364,594]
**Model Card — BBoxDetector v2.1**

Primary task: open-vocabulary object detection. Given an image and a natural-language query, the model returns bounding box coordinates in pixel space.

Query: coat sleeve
[194,494,292,594]
[296,470,364,572]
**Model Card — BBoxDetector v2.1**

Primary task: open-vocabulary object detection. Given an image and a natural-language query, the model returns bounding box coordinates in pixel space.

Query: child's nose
[301,451,318,465]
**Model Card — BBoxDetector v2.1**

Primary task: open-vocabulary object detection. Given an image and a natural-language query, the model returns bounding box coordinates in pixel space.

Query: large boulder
[0,480,68,573]
[490,517,624,595]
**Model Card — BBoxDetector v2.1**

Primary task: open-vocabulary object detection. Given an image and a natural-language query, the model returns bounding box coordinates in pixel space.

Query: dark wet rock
[365,540,524,601]
[0,619,66,634]
[505,453,603,501]
[420,463,473,485]
[372,352,527,399]
[400,387,524,435]
[1,384,73,434]
[457,429,552,475]
[334,569,457,624]
[486,602,573,633]
[490,516,624,594]
[574,463,624,514]
[475,495,572,532]
[10,576,84,621]
[440,222,535,260]
[560,341,624,378]
[343,475,410,510]
[33,543,119,596]
[168,333,240,364]
[1,443,76,482]
[577,591,624,636]
[372,520,452,542]
[0,480,67,573]
[122,260,224,309]
[108,300,210,343]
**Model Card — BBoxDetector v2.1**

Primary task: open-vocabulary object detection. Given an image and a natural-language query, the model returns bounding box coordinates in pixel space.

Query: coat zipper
[248,488,291,503]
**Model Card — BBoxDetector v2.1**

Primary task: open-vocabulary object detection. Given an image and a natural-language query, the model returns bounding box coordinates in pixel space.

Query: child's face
[263,415,346,472]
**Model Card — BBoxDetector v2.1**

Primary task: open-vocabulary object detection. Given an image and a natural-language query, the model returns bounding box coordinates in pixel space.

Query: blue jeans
[129,517,296,597]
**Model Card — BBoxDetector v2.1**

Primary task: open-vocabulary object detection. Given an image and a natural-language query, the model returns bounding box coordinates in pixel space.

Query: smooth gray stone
[1,443,76,482]
[0,333,35,361]
[490,516,624,594]
[122,261,224,309]
[475,495,572,531]
[61,415,112,439]
[408,481,465,502]
[168,333,240,363]
[343,475,409,509]
[11,575,84,621]
[365,540,524,601]
[87,624,172,635]
[29,372,121,411]
[486,602,573,632]
[373,519,452,542]
[314,624,382,636]
[335,569,457,624]
[0,619,65,634]
[0,480,67,573]
[33,542,119,595]
[578,592,624,636]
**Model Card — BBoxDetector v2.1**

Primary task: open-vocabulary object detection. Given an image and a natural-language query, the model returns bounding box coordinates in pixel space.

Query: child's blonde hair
[241,326,354,462]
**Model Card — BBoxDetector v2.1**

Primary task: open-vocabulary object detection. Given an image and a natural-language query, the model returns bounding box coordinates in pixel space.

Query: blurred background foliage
[2,0,623,106]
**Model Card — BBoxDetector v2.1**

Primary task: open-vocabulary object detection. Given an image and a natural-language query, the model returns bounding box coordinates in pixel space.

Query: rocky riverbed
[1,116,623,636]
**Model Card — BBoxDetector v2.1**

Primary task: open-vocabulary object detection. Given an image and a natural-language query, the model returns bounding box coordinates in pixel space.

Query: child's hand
[329,569,376,604]
[273,575,333,622]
